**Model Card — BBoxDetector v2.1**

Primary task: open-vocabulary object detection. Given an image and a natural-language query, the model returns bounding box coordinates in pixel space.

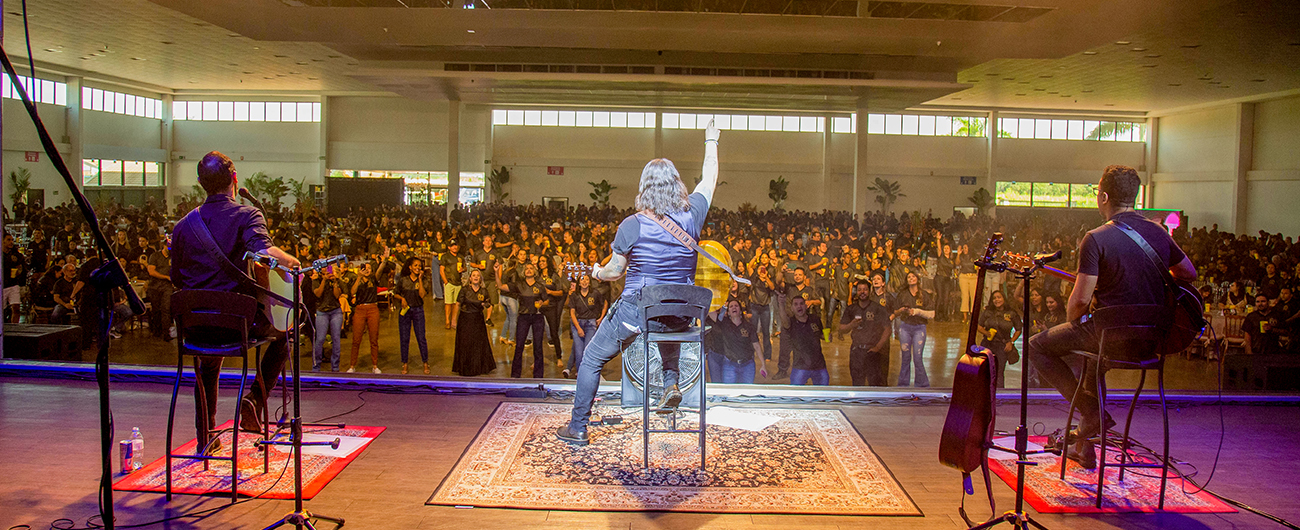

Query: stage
[1,371,1298,530]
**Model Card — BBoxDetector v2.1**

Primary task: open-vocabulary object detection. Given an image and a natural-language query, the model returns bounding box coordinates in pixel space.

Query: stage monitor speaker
[1224,353,1300,392]
[3,324,83,361]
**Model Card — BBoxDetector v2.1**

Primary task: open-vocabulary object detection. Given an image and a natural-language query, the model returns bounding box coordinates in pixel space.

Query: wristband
[704,139,719,145]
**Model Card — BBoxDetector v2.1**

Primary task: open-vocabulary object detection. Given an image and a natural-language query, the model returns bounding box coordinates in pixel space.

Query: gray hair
[634,159,689,215]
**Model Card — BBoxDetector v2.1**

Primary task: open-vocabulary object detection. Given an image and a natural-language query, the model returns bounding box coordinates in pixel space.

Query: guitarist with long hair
[1027,165,1197,469]
[171,151,301,453]
[557,120,722,446]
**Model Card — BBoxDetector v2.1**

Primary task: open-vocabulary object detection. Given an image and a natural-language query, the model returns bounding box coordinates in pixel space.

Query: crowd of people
[3,191,1297,386]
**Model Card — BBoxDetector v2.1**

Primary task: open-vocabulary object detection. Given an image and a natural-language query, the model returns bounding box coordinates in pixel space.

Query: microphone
[1034,250,1062,264]
[238,187,266,211]
[312,254,349,271]
[243,251,278,269]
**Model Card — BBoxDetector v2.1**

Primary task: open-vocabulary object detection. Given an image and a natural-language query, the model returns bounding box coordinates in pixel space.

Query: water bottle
[130,427,144,471]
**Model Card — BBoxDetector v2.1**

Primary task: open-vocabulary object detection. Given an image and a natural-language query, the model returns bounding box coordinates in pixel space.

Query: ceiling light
[1082,51,1097,55]
[1130,47,1147,52]
[1168,83,1181,86]
[1104,103,1115,106]
[1038,74,1053,78]
[132,57,146,61]
[1115,41,1131,45]
[44,48,61,53]
[1181,44,1201,48]
[1146,54,1161,58]
[1015,93,1026,96]
[467,29,476,33]
[1141,64,1158,68]
[161,41,175,45]
[1082,89,1094,93]
[188,80,198,84]
[1251,78,1266,82]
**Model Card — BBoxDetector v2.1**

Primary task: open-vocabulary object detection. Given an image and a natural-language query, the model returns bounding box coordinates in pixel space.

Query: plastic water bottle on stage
[129,428,144,472]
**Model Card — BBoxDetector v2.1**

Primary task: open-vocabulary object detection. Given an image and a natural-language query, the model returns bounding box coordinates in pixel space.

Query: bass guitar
[939,233,1003,519]
[1003,252,1204,352]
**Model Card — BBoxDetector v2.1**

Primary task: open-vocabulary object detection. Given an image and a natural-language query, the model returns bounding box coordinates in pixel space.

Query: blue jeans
[750,303,773,360]
[398,306,429,364]
[500,296,518,341]
[707,352,755,384]
[569,318,599,371]
[897,321,930,387]
[429,255,445,300]
[790,368,829,386]
[313,308,343,371]
[569,297,683,431]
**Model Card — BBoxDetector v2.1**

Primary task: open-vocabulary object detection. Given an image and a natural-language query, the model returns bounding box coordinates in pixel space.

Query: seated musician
[171,151,301,454]
[1028,165,1196,469]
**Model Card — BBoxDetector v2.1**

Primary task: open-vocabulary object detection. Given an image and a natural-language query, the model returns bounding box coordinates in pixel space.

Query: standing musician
[171,151,301,453]
[1028,165,1196,469]
[557,120,722,446]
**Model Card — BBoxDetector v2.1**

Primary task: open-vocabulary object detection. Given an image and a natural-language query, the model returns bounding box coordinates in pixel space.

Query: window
[828,113,986,137]
[172,101,322,122]
[82,159,165,188]
[492,109,656,129]
[996,181,1145,209]
[81,86,160,118]
[997,118,1145,142]
[2,74,67,106]
[330,169,487,205]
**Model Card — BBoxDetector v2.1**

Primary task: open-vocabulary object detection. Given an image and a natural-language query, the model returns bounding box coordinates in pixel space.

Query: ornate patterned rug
[428,402,920,515]
[113,421,384,499]
[988,436,1236,514]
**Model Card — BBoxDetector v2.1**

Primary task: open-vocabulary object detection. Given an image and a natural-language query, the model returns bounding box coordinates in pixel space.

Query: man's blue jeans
[789,368,829,386]
[569,297,683,431]
[750,304,772,360]
[313,307,343,371]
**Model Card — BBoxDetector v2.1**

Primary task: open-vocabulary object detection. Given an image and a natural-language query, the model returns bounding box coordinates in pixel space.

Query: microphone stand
[971,252,1060,530]
[259,256,347,530]
[2,50,146,530]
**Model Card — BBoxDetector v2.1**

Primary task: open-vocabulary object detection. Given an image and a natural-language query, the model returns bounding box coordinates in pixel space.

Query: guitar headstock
[981,233,1003,263]
[1003,251,1033,272]
[562,261,592,281]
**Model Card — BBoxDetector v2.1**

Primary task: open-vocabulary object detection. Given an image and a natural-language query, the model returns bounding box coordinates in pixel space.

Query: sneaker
[372,366,382,374]
[346,366,356,373]
[109,330,122,339]
[561,369,571,379]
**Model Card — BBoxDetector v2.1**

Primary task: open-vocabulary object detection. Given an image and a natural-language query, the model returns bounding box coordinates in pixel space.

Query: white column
[822,114,833,211]
[986,110,999,196]
[484,107,496,203]
[654,110,664,159]
[447,100,461,219]
[318,96,329,186]
[65,77,85,196]
[1144,117,1159,208]
[1230,103,1254,233]
[161,93,177,208]
[852,102,869,217]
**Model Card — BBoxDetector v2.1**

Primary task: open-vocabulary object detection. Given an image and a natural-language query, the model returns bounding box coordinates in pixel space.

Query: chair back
[1223,314,1246,339]
[1092,304,1175,361]
[638,284,713,325]
[172,289,258,355]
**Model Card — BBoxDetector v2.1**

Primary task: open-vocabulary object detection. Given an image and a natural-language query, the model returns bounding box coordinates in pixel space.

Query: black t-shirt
[513,278,546,315]
[352,273,379,305]
[568,288,606,320]
[27,239,49,273]
[53,277,77,306]
[1078,211,1187,311]
[787,283,820,319]
[1243,308,1282,355]
[439,251,463,286]
[894,287,934,326]
[314,276,342,312]
[472,248,498,281]
[458,285,491,313]
[842,299,891,350]
[712,315,760,364]
[784,315,826,371]
[4,250,27,288]
[395,275,424,309]
[979,306,1020,346]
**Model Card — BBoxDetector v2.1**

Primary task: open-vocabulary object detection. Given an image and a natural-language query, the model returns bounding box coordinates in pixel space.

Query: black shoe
[655,385,682,414]
[239,397,263,433]
[773,369,789,380]
[556,424,589,445]
[197,435,223,457]
[1069,414,1117,443]
[1066,439,1097,470]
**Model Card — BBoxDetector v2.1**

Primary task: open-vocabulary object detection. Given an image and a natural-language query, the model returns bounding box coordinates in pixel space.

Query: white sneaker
[109,330,122,339]
[346,366,356,373]
[372,366,382,374]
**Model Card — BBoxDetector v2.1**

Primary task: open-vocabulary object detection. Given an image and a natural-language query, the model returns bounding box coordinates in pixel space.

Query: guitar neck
[1040,265,1076,283]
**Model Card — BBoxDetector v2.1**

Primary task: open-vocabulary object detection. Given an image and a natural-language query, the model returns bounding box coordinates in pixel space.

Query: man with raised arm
[557,120,721,446]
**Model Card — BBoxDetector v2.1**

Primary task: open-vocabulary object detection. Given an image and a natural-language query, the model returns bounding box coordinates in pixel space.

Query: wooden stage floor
[1,375,1297,530]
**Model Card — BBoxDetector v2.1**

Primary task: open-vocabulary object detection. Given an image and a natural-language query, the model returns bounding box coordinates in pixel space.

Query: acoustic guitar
[1003,252,1203,352]
[939,233,1003,481]
[561,239,737,312]
[238,190,297,332]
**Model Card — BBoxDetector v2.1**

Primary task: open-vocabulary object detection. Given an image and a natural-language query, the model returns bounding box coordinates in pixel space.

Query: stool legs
[230,360,249,503]
[1060,371,1087,480]
[1118,370,1147,483]
[165,350,184,501]
[1095,362,1107,509]
[1158,362,1169,510]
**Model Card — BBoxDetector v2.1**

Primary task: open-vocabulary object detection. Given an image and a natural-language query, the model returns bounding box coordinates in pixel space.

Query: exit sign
[547,166,564,176]
[960,176,977,185]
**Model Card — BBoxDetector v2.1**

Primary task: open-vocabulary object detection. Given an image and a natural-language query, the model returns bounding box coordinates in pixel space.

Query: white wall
[3,99,71,208]
[171,120,322,196]
[1152,105,1238,230]
[327,97,487,174]
[1246,95,1300,236]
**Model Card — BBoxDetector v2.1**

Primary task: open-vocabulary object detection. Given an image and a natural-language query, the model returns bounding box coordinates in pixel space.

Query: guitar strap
[180,207,294,308]
[637,212,751,286]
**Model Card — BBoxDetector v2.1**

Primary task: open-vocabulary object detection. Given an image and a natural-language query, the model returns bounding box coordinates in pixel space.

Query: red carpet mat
[987,436,1235,514]
[113,422,384,499]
